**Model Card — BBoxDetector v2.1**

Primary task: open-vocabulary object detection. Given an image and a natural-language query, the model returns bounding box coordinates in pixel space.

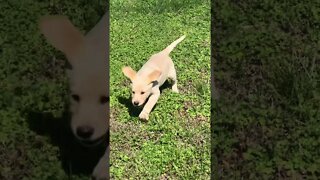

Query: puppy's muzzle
[133,101,139,106]
[76,125,94,139]
[77,135,106,147]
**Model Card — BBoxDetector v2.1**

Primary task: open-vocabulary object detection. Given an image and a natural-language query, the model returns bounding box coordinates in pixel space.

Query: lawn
[0,1,106,179]
[212,0,320,179]
[110,0,211,179]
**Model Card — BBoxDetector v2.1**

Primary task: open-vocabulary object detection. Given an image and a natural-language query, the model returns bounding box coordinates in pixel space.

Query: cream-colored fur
[39,14,109,179]
[122,35,186,120]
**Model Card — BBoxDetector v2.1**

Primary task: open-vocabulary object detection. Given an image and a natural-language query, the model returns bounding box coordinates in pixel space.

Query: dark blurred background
[212,0,320,179]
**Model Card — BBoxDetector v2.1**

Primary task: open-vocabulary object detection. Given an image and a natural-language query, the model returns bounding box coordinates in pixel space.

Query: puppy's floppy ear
[39,15,84,63]
[122,66,136,81]
[147,70,161,84]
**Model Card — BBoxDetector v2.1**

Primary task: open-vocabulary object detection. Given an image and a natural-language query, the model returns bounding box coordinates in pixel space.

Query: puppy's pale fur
[122,35,186,120]
[39,14,109,179]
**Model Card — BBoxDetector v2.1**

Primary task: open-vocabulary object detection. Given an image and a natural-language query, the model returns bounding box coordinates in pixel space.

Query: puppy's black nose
[133,101,139,106]
[76,126,94,139]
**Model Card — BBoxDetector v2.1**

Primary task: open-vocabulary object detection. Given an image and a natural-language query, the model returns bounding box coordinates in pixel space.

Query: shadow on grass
[26,108,106,177]
[118,80,173,118]
[159,80,173,93]
[117,96,141,117]
[116,0,208,15]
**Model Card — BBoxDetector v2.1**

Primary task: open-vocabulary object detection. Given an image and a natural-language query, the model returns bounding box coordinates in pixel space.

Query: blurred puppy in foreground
[39,13,109,179]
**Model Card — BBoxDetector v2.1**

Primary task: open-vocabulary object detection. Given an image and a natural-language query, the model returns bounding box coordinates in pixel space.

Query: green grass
[0,1,106,179]
[5,0,318,179]
[110,0,210,179]
[212,0,320,179]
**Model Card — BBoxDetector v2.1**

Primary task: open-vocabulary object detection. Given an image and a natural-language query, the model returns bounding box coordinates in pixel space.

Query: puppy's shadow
[26,108,106,177]
[117,97,141,117]
[159,80,172,92]
[118,80,172,118]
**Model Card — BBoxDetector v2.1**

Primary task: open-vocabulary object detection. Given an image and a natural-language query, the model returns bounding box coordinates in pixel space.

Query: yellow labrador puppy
[122,35,186,120]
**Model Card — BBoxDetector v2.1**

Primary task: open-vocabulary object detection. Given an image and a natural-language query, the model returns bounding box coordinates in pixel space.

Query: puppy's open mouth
[77,134,106,147]
[134,104,144,107]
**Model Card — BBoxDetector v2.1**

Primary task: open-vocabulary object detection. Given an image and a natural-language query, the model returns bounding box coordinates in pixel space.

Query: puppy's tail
[163,35,186,54]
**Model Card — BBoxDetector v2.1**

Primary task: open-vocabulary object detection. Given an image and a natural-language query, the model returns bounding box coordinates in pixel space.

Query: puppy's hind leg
[168,65,179,93]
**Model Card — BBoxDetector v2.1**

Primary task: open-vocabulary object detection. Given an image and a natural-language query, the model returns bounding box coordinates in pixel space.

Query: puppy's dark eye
[141,92,145,95]
[132,91,135,94]
[100,96,109,104]
[71,94,80,102]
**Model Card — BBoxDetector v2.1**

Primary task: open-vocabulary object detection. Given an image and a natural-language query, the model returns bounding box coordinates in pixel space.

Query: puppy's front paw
[92,158,109,180]
[172,84,179,93]
[172,88,179,93]
[139,111,149,121]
